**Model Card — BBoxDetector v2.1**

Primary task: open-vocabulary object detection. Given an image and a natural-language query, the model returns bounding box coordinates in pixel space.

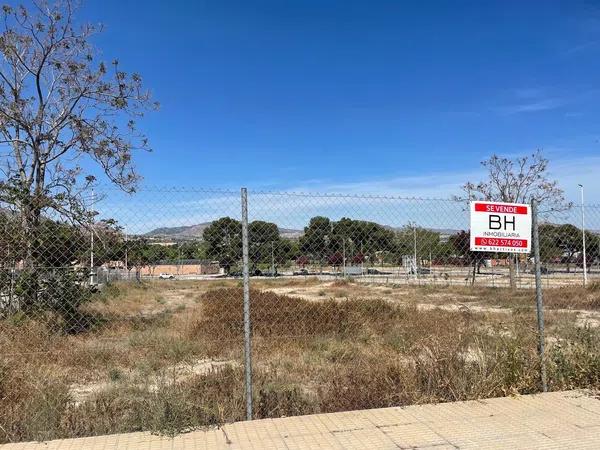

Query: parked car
[262,271,280,277]
[367,268,392,275]
[159,273,175,279]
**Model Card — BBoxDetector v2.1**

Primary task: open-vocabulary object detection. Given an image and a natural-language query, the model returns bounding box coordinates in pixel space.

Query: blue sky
[81,0,600,204]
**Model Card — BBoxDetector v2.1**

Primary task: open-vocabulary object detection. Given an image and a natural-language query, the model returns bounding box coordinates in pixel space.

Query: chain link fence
[1,187,599,443]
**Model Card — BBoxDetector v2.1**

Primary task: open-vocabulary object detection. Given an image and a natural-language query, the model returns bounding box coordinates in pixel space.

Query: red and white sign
[470,201,531,254]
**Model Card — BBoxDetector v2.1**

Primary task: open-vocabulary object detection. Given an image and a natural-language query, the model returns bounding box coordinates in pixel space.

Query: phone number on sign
[474,237,528,248]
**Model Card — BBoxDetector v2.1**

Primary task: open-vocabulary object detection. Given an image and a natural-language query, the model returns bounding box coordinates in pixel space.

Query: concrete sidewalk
[2,390,599,449]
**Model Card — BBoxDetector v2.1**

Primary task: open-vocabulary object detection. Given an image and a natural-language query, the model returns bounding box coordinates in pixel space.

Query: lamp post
[579,184,588,287]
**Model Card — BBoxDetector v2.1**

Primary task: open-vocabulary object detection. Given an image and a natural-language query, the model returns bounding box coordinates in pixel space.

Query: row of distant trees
[449,226,600,276]
[200,216,600,274]
[2,212,597,278]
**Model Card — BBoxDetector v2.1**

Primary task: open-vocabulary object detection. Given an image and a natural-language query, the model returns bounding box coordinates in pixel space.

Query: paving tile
[379,421,450,448]
[331,427,397,449]
[360,407,416,427]
[283,432,343,450]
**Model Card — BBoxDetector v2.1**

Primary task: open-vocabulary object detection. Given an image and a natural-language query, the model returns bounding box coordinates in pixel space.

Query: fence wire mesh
[1,187,599,443]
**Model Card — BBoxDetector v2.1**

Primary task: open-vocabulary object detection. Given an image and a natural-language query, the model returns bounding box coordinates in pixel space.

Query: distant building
[140,259,220,276]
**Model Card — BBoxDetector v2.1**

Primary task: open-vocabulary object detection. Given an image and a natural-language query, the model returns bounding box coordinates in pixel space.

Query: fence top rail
[23,184,600,208]
[246,190,467,202]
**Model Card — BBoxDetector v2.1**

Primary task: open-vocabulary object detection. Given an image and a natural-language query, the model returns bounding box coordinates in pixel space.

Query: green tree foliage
[299,216,395,265]
[127,239,152,281]
[277,239,299,266]
[249,221,280,265]
[204,218,293,271]
[177,241,207,260]
[394,225,441,262]
[299,217,332,263]
[202,217,242,273]
[449,230,491,271]
[538,224,598,271]
[0,213,94,329]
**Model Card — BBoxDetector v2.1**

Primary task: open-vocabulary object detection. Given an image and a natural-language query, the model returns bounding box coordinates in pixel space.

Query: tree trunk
[508,255,516,289]
[19,202,42,309]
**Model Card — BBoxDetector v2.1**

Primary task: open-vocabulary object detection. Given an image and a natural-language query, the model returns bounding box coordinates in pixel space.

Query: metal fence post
[579,184,588,287]
[532,199,548,392]
[241,187,253,419]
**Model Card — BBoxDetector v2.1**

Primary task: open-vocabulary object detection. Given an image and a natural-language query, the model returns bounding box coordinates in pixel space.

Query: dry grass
[0,280,598,443]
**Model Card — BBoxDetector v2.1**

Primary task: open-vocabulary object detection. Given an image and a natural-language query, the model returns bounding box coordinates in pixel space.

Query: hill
[145,223,303,240]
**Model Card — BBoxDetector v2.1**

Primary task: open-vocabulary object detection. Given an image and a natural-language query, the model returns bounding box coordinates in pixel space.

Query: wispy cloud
[512,87,547,99]
[492,86,600,116]
[561,39,600,56]
[286,171,475,199]
[284,154,600,206]
[495,97,566,115]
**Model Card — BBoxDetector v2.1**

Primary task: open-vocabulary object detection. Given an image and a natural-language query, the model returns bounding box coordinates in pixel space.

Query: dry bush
[0,365,317,442]
[330,278,354,287]
[543,283,600,310]
[191,288,402,344]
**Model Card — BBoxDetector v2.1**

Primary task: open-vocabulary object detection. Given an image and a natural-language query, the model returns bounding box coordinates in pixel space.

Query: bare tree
[0,0,156,305]
[461,151,570,211]
[460,151,570,288]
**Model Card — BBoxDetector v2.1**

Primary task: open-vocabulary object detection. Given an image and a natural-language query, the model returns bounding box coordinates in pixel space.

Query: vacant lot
[1,278,598,443]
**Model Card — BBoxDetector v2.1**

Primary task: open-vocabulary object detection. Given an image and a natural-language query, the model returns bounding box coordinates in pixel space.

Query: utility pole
[271,241,275,275]
[361,241,364,276]
[342,239,346,277]
[579,184,588,287]
[178,243,182,276]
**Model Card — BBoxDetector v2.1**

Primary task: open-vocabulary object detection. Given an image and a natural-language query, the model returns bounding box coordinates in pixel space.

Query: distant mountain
[145,222,303,240]
[430,228,462,236]
[383,225,461,236]
[145,222,212,240]
[145,221,461,242]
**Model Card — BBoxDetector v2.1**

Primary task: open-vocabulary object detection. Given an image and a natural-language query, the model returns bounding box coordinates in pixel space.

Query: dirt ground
[253,277,600,327]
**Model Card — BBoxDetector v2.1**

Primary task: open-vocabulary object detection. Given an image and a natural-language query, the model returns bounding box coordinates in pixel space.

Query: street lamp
[579,184,587,287]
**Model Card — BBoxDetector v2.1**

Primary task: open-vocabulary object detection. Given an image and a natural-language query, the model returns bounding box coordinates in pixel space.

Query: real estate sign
[470,201,531,253]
